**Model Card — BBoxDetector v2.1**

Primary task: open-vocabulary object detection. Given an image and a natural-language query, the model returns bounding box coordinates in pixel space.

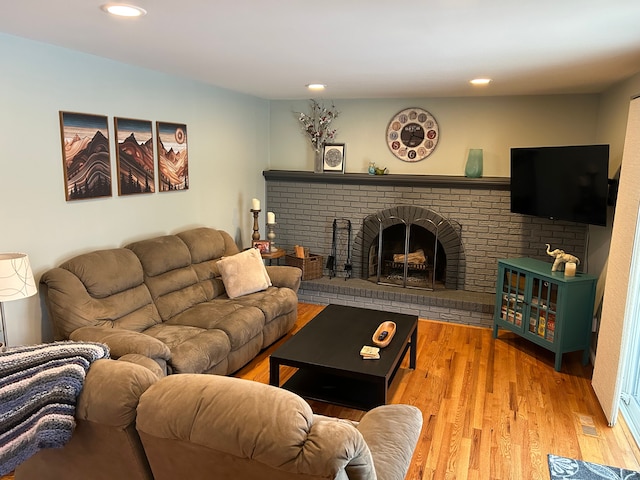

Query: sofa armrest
[15,359,158,480]
[136,375,375,478]
[356,404,423,480]
[76,359,158,427]
[265,265,302,292]
[70,326,171,362]
[307,416,377,480]
[118,353,166,378]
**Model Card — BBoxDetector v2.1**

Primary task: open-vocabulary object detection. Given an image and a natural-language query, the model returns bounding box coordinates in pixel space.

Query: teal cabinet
[493,258,597,372]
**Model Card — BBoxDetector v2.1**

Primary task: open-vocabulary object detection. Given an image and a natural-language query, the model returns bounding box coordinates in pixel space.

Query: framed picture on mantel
[323,143,345,173]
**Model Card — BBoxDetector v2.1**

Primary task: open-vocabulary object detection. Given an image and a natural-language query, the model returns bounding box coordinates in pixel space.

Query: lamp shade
[0,253,37,302]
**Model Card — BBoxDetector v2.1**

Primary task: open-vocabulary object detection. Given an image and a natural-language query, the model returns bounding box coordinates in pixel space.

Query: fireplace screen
[362,207,462,291]
[368,218,446,289]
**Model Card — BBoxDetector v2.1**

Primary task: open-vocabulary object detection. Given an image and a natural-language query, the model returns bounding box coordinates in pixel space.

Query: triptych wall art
[59,111,189,201]
[114,117,155,195]
[156,121,189,192]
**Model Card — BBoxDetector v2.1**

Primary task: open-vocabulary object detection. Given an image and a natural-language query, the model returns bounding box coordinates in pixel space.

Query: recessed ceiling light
[306,84,326,91]
[101,3,147,17]
[470,78,492,86]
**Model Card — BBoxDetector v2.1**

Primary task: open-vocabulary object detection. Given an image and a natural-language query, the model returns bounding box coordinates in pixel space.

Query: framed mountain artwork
[59,111,112,201]
[114,117,155,195]
[156,121,189,192]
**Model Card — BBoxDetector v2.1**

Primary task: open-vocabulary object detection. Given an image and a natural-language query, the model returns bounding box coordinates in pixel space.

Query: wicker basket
[285,254,323,280]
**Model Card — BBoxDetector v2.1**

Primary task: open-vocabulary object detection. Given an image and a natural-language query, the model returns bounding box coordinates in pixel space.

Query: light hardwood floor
[236,303,640,480]
[2,302,638,480]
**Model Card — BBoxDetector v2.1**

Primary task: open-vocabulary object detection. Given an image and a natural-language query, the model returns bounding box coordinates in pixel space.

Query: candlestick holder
[267,222,277,251]
[251,209,261,242]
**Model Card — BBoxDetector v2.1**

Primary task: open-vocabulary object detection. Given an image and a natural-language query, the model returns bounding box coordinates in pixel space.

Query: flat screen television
[510,144,609,226]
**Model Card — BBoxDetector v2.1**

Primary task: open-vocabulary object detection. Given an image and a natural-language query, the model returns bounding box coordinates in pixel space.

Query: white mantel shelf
[263,170,510,190]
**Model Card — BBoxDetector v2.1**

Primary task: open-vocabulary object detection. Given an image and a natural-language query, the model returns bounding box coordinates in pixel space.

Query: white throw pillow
[217,248,272,298]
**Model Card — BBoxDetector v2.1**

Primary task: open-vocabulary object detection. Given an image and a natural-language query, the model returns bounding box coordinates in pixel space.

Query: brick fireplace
[264,171,588,327]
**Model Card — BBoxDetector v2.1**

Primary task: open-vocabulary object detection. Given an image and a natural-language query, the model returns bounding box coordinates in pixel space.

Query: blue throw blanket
[0,341,110,475]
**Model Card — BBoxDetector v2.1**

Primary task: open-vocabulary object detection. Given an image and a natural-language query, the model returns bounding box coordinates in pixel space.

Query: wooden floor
[3,302,639,480]
[236,303,640,480]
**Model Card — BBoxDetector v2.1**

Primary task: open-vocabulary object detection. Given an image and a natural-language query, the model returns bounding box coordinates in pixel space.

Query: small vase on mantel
[314,146,324,173]
[465,148,483,178]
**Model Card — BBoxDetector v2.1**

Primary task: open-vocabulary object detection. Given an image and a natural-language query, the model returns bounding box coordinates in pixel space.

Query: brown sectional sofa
[40,227,302,376]
[16,359,423,480]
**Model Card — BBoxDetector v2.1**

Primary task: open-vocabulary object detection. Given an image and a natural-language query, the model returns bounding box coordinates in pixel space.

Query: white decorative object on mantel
[545,243,581,272]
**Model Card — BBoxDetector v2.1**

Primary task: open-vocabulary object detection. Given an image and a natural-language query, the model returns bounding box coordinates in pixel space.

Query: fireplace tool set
[327,218,352,280]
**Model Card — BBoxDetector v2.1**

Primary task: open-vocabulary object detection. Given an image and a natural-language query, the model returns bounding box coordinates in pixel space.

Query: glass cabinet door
[529,278,558,343]
[499,268,526,328]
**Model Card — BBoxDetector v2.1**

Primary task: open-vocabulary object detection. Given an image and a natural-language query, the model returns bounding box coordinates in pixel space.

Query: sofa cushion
[177,228,240,301]
[127,235,191,278]
[228,286,297,324]
[176,227,235,264]
[142,324,231,374]
[61,248,144,298]
[168,303,265,351]
[42,250,161,338]
[126,235,208,321]
[217,248,272,298]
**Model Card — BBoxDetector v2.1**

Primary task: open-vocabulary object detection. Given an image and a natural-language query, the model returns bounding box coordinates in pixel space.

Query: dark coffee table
[269,304,418,410]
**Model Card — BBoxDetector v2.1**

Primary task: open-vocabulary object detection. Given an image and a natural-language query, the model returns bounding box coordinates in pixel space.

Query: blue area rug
[548,454,640,479]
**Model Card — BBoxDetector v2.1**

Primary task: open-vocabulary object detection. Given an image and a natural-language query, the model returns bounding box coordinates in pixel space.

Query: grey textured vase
[314,148,323,173]
[465,148,483,178]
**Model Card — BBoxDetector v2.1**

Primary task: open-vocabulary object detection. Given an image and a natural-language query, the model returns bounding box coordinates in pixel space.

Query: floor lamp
[0,253,37,350]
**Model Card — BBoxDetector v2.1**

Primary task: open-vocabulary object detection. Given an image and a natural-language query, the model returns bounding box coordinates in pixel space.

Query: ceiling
[2,0,640,100]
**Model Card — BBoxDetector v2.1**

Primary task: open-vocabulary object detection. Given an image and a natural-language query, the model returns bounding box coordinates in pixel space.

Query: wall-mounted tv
[510,144,610,227]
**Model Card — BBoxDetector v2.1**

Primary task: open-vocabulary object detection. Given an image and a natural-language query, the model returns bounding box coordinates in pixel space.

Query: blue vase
[465,149,483,178]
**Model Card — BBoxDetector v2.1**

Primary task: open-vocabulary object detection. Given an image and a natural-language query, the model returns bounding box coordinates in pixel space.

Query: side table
[261,248,286,265]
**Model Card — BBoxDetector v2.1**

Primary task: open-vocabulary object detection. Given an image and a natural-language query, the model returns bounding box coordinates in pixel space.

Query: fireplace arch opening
[368,222,447,289]
[359,206,463,290]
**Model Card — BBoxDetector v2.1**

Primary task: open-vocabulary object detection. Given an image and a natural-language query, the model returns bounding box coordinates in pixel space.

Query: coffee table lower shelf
[281,370,387,411]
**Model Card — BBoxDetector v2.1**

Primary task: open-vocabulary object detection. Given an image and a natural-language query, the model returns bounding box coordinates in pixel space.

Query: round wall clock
[386,107,439,162]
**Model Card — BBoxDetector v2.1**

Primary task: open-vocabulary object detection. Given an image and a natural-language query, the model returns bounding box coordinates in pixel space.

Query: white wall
[0,33,270,345]
[588,72,640,299]
[269,96,601,176]
[596,72,640,173]
[592,93,640,425]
